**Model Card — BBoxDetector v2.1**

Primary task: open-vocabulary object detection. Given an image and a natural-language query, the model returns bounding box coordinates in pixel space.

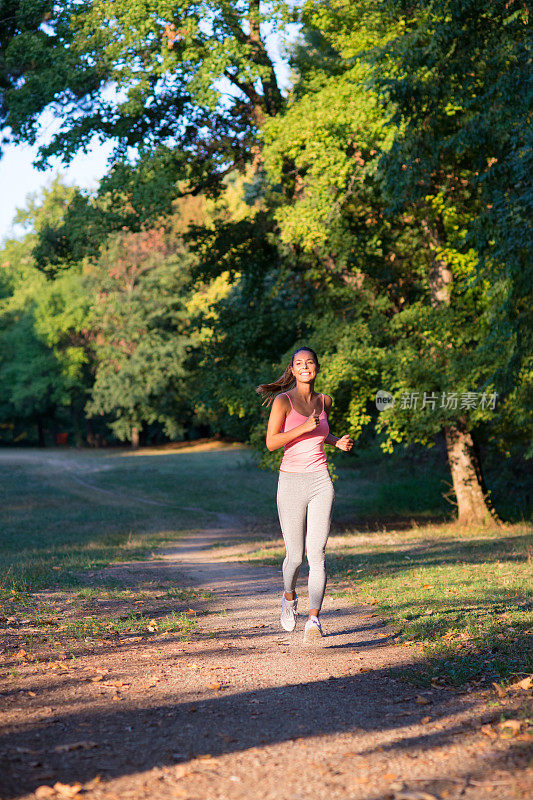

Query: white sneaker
[303,615,323,643]
[280,594,298,632]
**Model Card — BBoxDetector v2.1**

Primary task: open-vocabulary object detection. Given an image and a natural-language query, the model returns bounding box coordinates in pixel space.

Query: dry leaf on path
[509,675,532,692]
[54,741,98,753]
[35,787,55,799]
[390,782,439,800]
[53,782,82,798]
[415,695,430,705]
[480,724,497,738]
[498,719,522,737]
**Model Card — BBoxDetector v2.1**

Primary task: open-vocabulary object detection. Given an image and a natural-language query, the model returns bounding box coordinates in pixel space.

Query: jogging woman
[256,347,353,642]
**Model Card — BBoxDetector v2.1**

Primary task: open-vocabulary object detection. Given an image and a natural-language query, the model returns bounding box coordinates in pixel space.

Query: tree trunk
[444,420,498,526]
[131,426,140,449]
[37,416,45,447]
[423,215,498,525]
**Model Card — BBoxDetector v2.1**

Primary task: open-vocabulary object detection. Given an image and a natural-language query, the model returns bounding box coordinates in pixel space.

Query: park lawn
[0,444,275,592]
[0,443,454,593]
[241,522,533,686]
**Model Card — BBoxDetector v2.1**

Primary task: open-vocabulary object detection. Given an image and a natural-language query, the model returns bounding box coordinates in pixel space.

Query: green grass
[0,444,457,592]
[0,446,277,591]
[54,610,197,640]
[241,523,533,686]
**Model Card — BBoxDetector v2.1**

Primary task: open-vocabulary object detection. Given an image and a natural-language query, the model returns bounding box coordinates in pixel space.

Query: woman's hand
[301,412,320,434]
[335,434,353,452]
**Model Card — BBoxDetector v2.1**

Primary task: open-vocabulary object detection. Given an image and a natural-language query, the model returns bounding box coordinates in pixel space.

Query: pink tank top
[279,392,329,473]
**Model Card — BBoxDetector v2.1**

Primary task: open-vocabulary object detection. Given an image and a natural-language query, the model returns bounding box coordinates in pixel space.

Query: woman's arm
[323,395,353,452]
[266,395,320,452]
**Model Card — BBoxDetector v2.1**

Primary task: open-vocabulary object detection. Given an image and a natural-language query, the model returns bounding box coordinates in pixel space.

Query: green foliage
[86,227,196,442]
[0,185,93,443]
[370,0,532,388]
[3,0,287,189]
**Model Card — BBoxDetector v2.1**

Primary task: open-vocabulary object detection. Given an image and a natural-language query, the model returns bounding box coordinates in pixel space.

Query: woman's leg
[306,471,335,615]
[277,473,307,597]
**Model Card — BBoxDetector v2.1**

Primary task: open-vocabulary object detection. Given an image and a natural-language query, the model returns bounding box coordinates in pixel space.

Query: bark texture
[444,420,497,525]
[423,216,498,525]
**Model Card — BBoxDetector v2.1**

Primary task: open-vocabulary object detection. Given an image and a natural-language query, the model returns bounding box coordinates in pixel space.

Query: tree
[0,180,94,444]
[2,1,292,190]
[258,1,528,523]
[371,0,532,388]
[86,227,196,446]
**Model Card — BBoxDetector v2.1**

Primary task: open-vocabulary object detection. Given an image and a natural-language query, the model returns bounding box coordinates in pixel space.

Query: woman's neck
[294,383,316,402]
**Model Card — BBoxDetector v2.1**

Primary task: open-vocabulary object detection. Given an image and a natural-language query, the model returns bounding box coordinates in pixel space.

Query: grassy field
[0,442,456,592]
[1,443,531,684]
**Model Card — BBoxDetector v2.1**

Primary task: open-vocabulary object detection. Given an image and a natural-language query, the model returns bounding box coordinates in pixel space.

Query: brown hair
[256,347,320,406]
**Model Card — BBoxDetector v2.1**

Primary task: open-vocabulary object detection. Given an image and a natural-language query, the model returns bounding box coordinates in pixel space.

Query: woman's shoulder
[322,393,333,410]
[272,391,291,408]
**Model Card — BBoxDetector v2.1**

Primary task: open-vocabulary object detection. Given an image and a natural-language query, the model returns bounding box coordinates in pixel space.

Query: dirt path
[1,518,531,800]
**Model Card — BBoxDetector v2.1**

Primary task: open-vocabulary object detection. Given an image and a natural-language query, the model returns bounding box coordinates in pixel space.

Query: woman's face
[291,351,318,383]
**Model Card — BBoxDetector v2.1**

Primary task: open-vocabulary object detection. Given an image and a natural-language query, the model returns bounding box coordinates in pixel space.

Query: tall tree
[371,0,532,388]
[259,1,527,524]
[2,1,291,190]
[86,227,196,446]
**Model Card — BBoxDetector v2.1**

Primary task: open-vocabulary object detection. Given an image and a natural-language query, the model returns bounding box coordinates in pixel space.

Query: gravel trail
[1,518,530,800]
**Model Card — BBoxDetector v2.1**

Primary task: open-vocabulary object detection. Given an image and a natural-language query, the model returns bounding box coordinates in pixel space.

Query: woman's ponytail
[256,363,295,406]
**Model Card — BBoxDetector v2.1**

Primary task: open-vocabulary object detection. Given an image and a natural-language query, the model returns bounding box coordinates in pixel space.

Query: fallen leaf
[53,782,82,798]
[492,681,507,698]
[498,719,521,738]
[415,695,430,705]
[421,716,432,724]
[390,783,439,800]
[481,724,497,738]
[384,772,397,781]
[208,682,222,691]
[509,675,532,692]
[35,787,55,799]
[54,741,98,753]
[15,649,27,658]
[422,584,434,589]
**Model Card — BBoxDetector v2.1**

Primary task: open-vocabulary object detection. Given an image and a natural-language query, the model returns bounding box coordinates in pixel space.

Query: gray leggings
[276,469,335,612]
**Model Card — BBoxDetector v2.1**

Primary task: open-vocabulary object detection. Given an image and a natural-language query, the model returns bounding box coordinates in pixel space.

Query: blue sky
[0,135,115,244]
